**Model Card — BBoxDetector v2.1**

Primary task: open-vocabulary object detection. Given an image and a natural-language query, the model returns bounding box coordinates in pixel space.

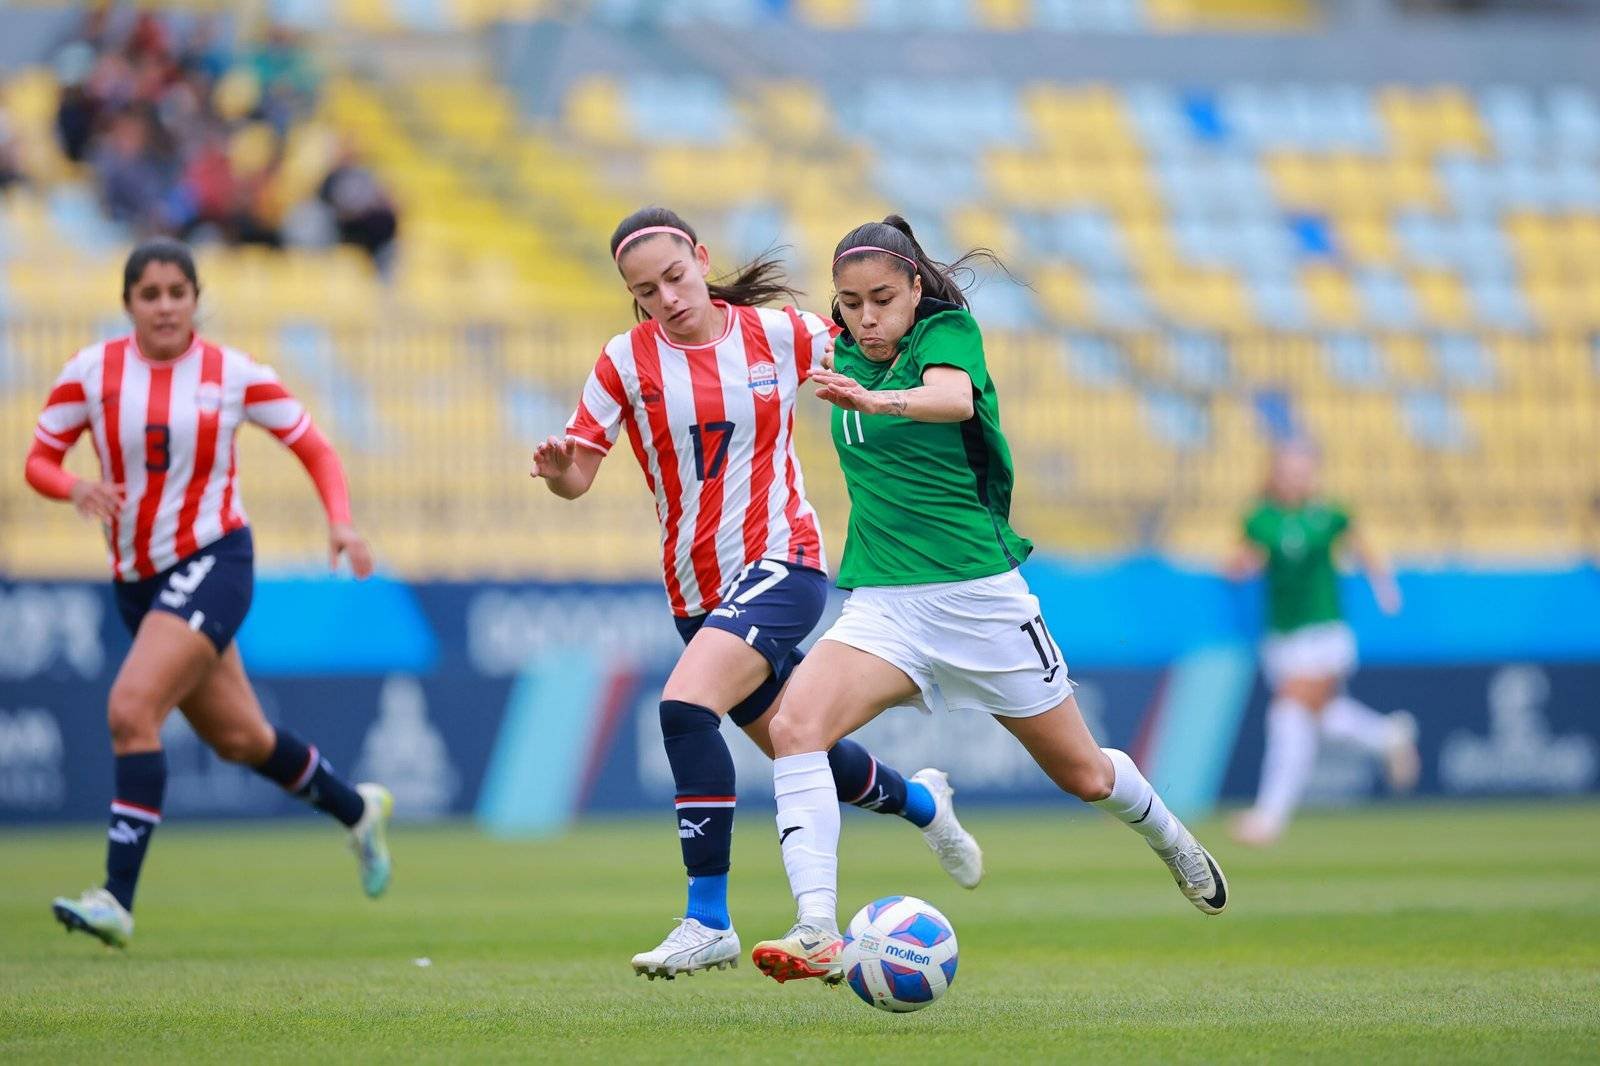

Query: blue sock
[903,780,937,828]
[105,751,166,912]
[827,740,934,828]
[252,728,366,827]
[660,700,734,929]
[686,873,729,929]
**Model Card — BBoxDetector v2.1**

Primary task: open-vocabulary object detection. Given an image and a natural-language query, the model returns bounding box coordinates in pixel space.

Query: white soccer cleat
[1155,830,1230,916]
[912,768,984,889]
[1384,711,1421,794]
[631,918,741,980]
[52,887,133,948]
[751,921,845,984]
[350,783,393,899]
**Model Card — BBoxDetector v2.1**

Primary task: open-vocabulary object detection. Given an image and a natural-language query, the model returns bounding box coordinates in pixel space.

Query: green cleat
[350,783,393,899]
[52,887,133,948]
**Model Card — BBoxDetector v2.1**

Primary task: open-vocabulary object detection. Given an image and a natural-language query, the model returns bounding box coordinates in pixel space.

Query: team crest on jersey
[748,361,779,398]
[194,382,222,413]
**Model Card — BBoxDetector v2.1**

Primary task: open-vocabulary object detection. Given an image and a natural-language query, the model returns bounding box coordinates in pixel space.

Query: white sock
[1253,696,1318,830]
[1092,748,1184,852]
[773,751,840,930]
[1320,695,1394,755]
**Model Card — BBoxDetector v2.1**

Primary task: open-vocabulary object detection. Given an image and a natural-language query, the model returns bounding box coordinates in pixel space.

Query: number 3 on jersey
[689,420,735,480]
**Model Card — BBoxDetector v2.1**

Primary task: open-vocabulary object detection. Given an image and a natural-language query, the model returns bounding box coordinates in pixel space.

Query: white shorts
[820,569,1072,719]
[1261,620,1358,687]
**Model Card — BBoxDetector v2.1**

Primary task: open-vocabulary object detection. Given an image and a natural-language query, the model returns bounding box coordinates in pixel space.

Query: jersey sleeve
[1327,503,1352,538]
[566,349,629,455]
[241,359,313,445]
[33,356,91,455]
[914,310,989,389]
[1242,504,1271,545]
[783,306,838,384]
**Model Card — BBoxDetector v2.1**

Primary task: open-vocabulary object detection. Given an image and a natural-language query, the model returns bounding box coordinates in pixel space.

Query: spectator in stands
[45,8,351,262]
[318,144,399,271]
[92,108,169,231]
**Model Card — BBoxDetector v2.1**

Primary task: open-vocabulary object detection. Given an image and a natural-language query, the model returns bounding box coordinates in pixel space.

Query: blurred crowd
[47,7,398,269]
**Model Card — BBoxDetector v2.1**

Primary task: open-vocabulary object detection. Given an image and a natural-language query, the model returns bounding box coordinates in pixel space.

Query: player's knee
[209,722,274,765]
[106,682,163,750]
[1058,758,1114,802]
[766,708,816,757]
[659,698,720,738]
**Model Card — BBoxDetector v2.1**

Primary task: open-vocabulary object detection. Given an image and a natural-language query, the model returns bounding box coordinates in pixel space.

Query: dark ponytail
[610,205,802,321]
[122,236,200,304]
[829,214,1008,323]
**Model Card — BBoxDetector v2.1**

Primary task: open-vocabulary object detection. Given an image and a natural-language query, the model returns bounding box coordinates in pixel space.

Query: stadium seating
[1,7,1596,578]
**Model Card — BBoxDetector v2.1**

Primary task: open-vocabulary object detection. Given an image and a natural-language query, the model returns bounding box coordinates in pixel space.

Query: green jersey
[829,300,1032,589]
[1243,499,1351,633]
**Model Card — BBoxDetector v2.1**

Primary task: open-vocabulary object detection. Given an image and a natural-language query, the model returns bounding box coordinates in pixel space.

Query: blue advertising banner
[2,566,1596,827]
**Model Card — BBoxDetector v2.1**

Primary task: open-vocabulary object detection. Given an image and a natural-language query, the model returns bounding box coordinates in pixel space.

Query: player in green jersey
[1226,439,1420,848]
[751,216,1229,985]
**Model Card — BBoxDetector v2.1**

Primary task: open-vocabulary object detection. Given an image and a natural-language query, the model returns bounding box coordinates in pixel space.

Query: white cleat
[1384,711,1421,794]
[912,768,983,889]
[631,918,741,980]
[52,887,133,948]
[350,783,393,899]
[1156,830,1230,916]
[751,921,845,984]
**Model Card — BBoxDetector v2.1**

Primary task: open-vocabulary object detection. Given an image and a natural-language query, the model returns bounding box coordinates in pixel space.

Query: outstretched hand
[530,435,578,480]
[812,368,878,414]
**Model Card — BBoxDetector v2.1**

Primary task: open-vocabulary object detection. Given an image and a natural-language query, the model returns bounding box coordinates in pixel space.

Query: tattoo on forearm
[885,391,908,417]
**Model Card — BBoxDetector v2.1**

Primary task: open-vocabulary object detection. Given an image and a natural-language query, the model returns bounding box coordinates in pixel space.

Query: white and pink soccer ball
[840,895,958,1012]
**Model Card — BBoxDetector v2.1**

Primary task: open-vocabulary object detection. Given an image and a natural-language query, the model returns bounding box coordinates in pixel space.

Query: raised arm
[244,369,373,578]
[811,364,975,423]
[540,347,626,498]
[1343,523,1401,615]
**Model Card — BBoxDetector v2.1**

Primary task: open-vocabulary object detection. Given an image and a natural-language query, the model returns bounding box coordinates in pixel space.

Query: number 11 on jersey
[840,410,866,446]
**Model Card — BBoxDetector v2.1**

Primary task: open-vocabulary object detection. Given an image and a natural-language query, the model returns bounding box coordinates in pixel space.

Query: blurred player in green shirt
[1226,440,1420,847]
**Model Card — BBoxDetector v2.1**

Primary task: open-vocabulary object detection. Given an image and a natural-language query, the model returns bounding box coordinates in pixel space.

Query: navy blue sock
[104,751,166,912]
[252,728,366,827]
[828,740,935,828]
[660,699,734,929]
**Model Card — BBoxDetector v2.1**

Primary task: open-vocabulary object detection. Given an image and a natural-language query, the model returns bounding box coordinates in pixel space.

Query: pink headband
[833,245,918,270]
[614,225,695,262]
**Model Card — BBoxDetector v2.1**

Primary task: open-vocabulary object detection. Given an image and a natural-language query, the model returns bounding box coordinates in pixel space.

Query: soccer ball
[840,895,958,1012]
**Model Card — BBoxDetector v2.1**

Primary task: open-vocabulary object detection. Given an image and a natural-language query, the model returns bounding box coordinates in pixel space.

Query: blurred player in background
[24,238,392,948]
[530,207,981,980]
[1226,439,1420,847]
[752,216,1229,985]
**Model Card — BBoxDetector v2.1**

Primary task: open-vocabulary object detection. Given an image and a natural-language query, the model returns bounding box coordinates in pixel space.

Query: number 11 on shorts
[1020,615,1063,683]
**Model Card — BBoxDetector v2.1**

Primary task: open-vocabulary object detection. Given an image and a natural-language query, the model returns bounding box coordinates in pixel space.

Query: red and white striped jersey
[566,302,831,617]
[32,334,313,582]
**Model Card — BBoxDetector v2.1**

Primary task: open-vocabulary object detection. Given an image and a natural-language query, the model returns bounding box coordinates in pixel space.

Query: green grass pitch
[2,802,1596,1064]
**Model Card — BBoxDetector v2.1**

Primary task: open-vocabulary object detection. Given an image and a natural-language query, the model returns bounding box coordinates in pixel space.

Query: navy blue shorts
[114,527,255,654]
[673,560,828,727]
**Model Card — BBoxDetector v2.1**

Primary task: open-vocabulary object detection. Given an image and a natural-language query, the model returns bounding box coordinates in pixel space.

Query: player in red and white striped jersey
[532,208,979,979]
[24,239,394,948]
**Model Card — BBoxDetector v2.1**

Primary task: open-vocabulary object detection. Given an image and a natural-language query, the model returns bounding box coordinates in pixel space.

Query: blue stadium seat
[1401,390,1472,451]
[1356,269,1419,328]
[1063,333,1132,388]
[1430,333,1496,390]
[1322,333,1388,388]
